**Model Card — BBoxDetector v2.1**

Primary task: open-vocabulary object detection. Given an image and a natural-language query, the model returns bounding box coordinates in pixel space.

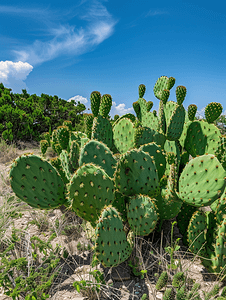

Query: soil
[0,140,225,300]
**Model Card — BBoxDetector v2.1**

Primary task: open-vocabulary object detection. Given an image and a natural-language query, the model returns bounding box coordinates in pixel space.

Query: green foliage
[0,228,61,300]
[0,85,86,144]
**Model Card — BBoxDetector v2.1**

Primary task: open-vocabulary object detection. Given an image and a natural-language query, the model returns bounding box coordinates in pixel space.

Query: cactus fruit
[10,154,67,209]
[79,139,117,178]
[90,91,101,117]
[178,154,226,207]
[114,149,160,197]
[127,194,159,235]
[188,104,197,121]
[94,205,133,267]
[205,102,223,124]
[69,163,115,226]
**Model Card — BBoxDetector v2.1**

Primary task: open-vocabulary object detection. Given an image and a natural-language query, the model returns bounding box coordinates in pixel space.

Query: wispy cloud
[145,9,169,17]
[8,1,117,66]
[0,61,33,93]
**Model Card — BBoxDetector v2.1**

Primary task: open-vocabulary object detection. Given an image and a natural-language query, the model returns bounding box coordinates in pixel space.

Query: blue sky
[0,0,226,118]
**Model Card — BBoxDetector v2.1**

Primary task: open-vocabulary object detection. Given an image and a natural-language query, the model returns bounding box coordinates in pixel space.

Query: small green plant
[164,221,181,270]
[73,269,108,299]
[128,257,147,279]
[0,228,61,300]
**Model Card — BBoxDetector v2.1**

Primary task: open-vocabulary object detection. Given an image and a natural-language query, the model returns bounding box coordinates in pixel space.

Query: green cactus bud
[188,104,197,121]
[139,84,146,98]
[99,94,112,118]
[146,101,153,112]
[40,140,49,156]
[90,91,101,117]
[176,86,187,105]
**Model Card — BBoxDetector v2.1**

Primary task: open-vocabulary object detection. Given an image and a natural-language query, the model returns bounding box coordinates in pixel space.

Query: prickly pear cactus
[94,205,133,267]
[69,163,115,226]
[127,194,159,235]
[139,142,166,180]
[114,149,160,197]
[113,118,136,153]
[178,154,226,207]
[10,154,67,209]
[79,139,117,178]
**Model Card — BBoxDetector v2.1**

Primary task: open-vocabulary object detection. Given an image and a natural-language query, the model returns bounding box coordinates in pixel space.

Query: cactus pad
[79,139,117,178]
[95,205,133,267]
[114,149,160,197]
[179,154,226,207]
[69,163,115,226]
[205,102,223,124]
[113,118,135,153]
[140,142,166,180]
[127,194,158,235]
[10,154,66,209]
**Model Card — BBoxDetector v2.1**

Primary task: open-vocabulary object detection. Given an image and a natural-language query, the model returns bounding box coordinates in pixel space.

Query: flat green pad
[184,120,222,157]
[95,205,133,267]
[69,163,115,225]
[140,142,166,180]
[141,112,160,132]
[166,105,185,141]
[187,211,207,256]
[112,113,136,127]
[155,187,183,220]
[79,140,117,178]
[179,154,226,207]
[113,118,135,153]
[92,115,113,149]
[10,154,66,209]
[127,194,158,235]
[114,149,160,197]
[135,127,166,149]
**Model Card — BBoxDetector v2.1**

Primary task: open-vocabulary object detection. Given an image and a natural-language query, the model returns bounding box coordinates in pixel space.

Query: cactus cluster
[9,76,226,274]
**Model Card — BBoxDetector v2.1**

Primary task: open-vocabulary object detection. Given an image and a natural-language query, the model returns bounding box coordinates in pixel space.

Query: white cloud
[110,101,134,117]
[0,60,33,92]
[68,95,88,105]
[12,1,118,66]
[67,96,133,118]
[196,107,205,119]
